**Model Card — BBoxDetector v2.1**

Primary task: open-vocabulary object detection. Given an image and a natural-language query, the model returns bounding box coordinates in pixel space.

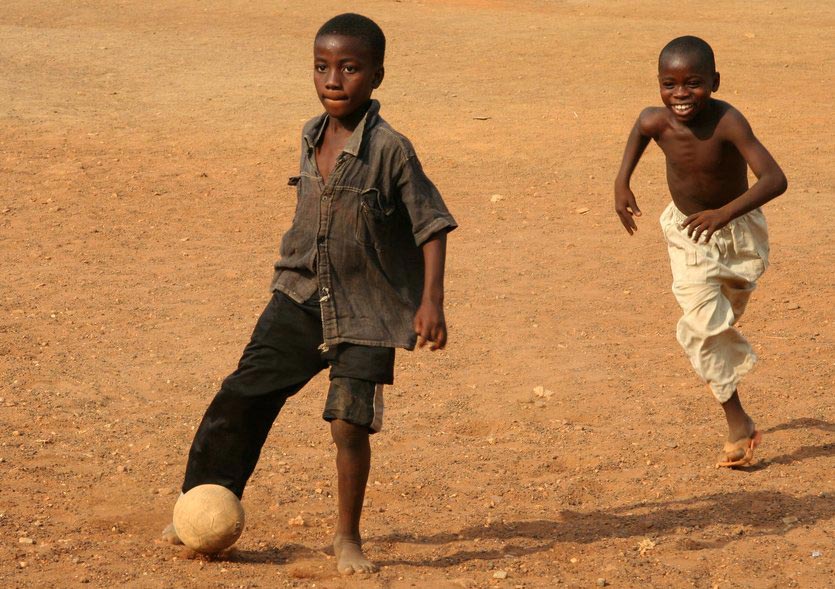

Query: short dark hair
[316,13,386,66]
[659,36,715,73]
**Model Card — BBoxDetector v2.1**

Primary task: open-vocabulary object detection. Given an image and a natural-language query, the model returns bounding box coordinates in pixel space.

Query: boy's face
[657,53,720,123]
[313,34,384,121]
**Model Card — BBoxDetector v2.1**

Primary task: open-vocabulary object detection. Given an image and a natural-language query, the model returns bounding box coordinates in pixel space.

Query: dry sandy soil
[1,1,833,587]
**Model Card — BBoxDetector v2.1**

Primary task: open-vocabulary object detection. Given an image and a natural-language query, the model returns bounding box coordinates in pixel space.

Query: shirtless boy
[614,36,787,467]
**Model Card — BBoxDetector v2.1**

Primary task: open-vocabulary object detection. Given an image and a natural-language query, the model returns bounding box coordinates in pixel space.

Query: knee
[331,419,370,451]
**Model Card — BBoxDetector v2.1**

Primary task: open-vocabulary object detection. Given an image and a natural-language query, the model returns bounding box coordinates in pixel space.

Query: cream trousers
[660,202,769,403]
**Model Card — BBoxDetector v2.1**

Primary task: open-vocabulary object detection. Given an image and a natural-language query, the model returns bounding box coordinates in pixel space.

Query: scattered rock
[575,207,590,214]
[490,194,504,203]
[811,550,822,558]
[19,537,34,545]
[782,516,798,525]
[597,579,608,587]
[288,514,306,527]
[637,537,656,555]
[532,385,554,399]
[492,570,508,579]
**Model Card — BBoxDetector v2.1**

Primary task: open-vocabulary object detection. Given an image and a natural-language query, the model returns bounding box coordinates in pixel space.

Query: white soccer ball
[173,484,245,554]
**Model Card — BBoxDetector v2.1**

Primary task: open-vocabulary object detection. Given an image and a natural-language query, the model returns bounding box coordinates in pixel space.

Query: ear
[712,72,720,92]
[372,66,385,89]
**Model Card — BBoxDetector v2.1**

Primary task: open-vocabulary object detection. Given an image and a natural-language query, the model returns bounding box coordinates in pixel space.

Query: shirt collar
[303,99,381,157]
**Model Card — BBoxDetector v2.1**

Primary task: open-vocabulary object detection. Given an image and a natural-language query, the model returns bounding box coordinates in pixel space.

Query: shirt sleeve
[396,154,458,247]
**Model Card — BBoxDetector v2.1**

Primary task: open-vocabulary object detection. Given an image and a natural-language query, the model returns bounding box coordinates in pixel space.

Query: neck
[329,100,372,135]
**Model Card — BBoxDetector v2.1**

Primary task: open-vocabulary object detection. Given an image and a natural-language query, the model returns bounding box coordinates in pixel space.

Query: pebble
[490,194,504,203]
[597,579,608,587]
[575,207,590,214]
[811,550,822,558]
[288,514,306,527]
[493,570,508,579]
[19,537,34,545]
[781,516,798,525]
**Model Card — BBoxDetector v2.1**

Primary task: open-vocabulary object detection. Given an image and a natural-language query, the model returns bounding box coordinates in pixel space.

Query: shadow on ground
[371,489,834,568]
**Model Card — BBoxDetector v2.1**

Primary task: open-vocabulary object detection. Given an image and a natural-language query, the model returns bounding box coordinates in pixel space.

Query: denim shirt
[270,100,457,350]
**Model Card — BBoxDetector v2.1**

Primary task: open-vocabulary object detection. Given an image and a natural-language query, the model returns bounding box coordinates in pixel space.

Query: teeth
[673,104,693,112]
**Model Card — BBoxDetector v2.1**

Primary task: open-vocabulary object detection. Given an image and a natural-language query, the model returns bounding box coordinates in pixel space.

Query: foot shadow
[764,417,835,434]
[222,543,324,565]
[371,490,835,568]
[747,417,835,469]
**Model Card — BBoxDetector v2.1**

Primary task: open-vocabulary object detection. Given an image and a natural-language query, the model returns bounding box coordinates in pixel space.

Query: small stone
[575,207,590,214]
[493,570,508,579]
[811,550,822,558]
[786,303,800,310]
[288,514,306,527]
[157,487,175,496]
[570,557,578,563]
[116,465,126,473]
[782,516,798,525]
[597,579,608,587]
[12,431,21,437]
[490,194,504,203]
[19,537,35,545]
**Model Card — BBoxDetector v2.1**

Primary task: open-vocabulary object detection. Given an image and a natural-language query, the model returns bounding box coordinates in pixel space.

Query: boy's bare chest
[656,129,735,174]
[315,142,343,184]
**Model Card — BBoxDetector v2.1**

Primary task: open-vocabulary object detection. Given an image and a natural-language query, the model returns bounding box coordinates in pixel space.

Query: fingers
[616,209,637,235]
[414,324,447,351]
[628,196,642,217]
[431,325,448,351]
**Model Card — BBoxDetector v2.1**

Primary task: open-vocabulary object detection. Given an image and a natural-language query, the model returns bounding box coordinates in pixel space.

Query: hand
[614,187,642,235]
[682,208,731,243]
[413,301,447,351]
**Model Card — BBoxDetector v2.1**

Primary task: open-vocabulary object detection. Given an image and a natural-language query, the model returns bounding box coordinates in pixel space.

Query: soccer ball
[172,484,245,554]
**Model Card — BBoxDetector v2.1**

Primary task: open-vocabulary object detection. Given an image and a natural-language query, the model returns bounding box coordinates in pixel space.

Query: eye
[343,64,357,74]
[315,63,327,73]
[662,82,674,89]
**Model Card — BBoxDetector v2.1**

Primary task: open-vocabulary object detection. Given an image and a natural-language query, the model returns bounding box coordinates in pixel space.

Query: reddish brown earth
[1,1,833,588]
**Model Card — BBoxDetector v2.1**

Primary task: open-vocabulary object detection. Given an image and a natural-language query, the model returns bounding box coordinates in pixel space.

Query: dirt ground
[1,1,833,587]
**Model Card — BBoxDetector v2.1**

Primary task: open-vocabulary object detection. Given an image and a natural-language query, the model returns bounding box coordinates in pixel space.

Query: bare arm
[413,231,447,350]
[614,109,656,234]
[720,110,787,218]
[683,108,787,241]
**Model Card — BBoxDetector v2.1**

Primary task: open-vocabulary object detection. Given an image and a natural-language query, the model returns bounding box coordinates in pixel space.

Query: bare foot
[333,534,377,575]
[161,522,183,545]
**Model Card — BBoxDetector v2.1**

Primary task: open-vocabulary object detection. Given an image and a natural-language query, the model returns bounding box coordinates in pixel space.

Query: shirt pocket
[355,187,395,250]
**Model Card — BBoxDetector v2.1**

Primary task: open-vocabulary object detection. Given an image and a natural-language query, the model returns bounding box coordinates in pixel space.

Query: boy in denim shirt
[165,13,456,574]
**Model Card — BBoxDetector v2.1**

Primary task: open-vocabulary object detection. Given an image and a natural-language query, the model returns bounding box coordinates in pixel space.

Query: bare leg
[722,390,755,443]
[330,419,377,574]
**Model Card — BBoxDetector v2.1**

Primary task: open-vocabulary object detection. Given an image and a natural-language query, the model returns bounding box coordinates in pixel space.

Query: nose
[673,85,690,98]
[325,68,341,90]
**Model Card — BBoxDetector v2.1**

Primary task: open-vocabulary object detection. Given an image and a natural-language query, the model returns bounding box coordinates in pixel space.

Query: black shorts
[221,291,395,432]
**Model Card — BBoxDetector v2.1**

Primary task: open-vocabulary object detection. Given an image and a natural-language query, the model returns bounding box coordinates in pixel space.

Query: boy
[614,36,787,468]
[163,13,457,574]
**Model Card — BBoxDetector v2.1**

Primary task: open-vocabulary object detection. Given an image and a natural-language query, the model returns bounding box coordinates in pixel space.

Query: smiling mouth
[672,104,694,114]
[323,96,348,102]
